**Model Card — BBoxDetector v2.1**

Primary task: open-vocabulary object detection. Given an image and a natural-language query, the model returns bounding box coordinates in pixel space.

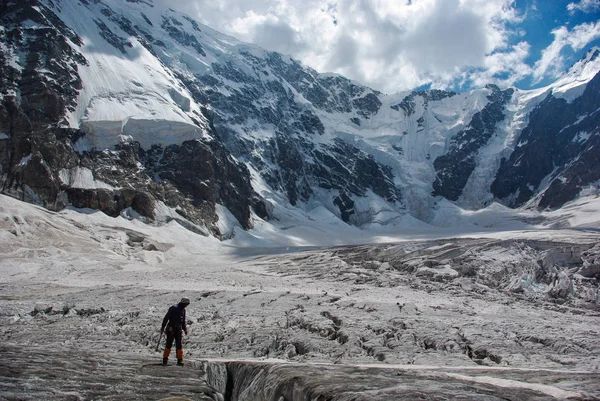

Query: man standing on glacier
[160,297,190,366]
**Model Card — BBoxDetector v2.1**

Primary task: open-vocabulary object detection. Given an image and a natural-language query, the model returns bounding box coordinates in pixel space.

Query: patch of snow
[215,204,242,240]
[443,373,582,399]
[167,88,191,112]
[417,264,459,278]
[572,131,590,143]
[79,117,207,150]
[18,154,32,166]
[58,167,115,190]
[531,48,600,104]
[543,194,600,228]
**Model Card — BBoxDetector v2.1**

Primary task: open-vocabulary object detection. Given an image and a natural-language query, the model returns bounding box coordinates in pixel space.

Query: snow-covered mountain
[1,0,600,238]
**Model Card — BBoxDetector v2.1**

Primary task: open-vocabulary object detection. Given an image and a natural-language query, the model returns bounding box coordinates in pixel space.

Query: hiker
[161,297,190,366]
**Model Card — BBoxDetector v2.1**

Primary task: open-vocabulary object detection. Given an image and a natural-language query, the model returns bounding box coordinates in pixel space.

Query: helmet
[179,297,190,305]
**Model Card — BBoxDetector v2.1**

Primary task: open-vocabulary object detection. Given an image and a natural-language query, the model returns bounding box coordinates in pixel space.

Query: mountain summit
[1,0,599,237]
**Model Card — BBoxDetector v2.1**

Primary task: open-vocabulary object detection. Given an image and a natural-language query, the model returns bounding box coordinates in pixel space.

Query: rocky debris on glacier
[2,273,599,400]
[2,345,597,400]
[1,237,600,396]
[1,195,599,398]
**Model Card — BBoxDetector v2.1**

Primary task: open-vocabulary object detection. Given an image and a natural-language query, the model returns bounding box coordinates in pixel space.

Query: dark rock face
[433,85,514,201]
[353,93,382,118]
[0,0,86,206]
[0,0,85,127]
[492,71,600,209]
[262,135,401,222]
[295,110,325,136]
[537,130,600,209]
[148,139,256,231]
[333,192,355,223]
[391,89,457,115]
[0,0,260,237]
[2,125,257,236]
[182,49,398,222]
[94,18,132,54]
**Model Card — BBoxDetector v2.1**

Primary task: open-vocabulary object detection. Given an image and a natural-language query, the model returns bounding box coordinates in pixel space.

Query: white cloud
[533,21,600,83]
[232,12,309,56]
[157,0,600,93]
[470,41,532,88]
[160,0,524,93]
[567,0,600,14]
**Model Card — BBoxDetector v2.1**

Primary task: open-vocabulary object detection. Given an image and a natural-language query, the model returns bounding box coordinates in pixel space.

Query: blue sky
[513,0,600,88]
[168,0,600,93]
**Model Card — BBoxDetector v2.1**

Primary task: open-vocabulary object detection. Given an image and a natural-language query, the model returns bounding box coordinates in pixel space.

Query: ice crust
[1,193,600,399]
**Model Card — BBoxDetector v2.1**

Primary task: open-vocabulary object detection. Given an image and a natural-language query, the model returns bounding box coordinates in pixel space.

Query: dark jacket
[161,303,187,332]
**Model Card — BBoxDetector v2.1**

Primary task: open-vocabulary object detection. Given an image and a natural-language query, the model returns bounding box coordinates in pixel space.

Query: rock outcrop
[0,0,262,237]
[492,68,600,209]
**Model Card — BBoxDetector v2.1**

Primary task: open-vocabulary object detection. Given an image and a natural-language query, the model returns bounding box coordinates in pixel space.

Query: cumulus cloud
[401,0,488,73]
[567,0,600,14]
[323,0,527,91]
[152,0,563,93]
[533,21,600,83]
[243,14,309,56]
[470,41,532,88]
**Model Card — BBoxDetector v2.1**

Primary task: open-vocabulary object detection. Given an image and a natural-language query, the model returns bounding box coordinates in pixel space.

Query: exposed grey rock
[161,15,206,56]
[0,0,262,237]
[434,85,514,201]
[391,89,457,115]
[94,18,132,54]
[492,70,600,209]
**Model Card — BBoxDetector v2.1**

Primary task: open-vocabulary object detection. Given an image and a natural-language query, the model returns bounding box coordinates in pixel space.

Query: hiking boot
[162,358,168,365]
[177,359,184,366]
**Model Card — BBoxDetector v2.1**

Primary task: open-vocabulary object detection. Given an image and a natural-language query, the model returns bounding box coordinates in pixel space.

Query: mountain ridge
[1,0,599,238]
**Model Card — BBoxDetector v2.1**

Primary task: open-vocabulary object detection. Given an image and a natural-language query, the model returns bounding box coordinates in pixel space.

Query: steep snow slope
[52,0,212,149]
